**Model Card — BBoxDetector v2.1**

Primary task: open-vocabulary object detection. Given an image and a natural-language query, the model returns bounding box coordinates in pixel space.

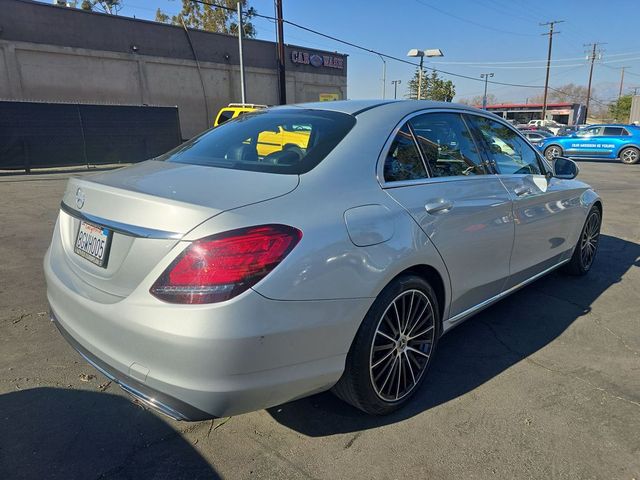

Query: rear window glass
[163,109,355,174]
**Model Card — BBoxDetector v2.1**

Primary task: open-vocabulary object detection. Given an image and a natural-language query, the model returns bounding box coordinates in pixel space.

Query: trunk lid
[56,160,299,297]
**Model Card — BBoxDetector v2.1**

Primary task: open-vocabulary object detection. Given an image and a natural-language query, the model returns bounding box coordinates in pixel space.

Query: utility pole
[275,0,286,105]
[480,73,494,109]
[391,80,401,99]
[540,20,563,121]
[618,66,629,100]
[237,2,246,103]
[584,42,605,120]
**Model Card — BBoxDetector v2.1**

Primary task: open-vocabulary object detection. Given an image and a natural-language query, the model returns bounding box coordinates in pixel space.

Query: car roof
[272,99,495,118]
[588,124,635,128]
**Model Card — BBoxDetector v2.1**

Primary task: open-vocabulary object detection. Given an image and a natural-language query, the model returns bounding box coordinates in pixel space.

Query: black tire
[619,146,640,165]
[562,206,601,276]
[544,144,563,161]
[332,275,440,415]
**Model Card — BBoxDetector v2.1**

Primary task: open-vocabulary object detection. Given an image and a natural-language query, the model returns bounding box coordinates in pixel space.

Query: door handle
[425,200,454,214]
[514,185,532,197]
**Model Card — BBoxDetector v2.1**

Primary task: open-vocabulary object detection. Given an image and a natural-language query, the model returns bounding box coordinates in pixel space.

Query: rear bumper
[45,247,372,419]
[51,310,209,421]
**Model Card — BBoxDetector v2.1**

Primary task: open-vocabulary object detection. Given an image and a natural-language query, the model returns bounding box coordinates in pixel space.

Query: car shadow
[267,234,640,437]
[0,387,219,480]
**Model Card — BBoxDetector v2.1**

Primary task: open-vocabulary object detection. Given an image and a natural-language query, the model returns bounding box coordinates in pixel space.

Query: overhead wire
[188,0,613,106]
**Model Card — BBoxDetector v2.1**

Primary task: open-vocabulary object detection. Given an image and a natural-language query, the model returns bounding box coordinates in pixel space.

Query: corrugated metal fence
[0,101,182,172]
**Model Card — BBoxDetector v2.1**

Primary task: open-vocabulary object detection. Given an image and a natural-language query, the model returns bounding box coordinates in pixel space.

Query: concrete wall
[0,0,348,138]
[630,96,640,124]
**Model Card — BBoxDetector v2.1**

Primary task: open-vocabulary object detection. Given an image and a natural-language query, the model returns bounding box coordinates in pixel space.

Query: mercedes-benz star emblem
[75,187,85,209]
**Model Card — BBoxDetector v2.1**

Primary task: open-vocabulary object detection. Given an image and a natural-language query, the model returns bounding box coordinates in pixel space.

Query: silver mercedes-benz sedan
[45,100,602,420]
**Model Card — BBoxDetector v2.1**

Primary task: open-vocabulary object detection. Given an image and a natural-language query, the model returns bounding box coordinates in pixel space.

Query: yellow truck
[214,103,310,157]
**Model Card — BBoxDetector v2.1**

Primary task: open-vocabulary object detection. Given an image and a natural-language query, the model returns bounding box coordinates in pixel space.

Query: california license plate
[74,221,112,268]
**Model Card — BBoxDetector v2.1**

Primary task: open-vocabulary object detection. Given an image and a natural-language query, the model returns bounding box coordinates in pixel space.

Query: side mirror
[553,157,579,179]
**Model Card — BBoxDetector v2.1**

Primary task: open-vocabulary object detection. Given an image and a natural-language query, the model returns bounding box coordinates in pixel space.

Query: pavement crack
[480,320,640,410]
[592,316,640,357]
[251,435,321,480]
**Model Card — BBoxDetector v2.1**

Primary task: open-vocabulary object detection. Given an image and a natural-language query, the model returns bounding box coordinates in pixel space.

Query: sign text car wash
[291,51,344,70]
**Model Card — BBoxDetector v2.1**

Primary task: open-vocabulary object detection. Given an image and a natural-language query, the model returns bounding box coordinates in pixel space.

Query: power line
[187,0,610,107]
[412,0,539,37]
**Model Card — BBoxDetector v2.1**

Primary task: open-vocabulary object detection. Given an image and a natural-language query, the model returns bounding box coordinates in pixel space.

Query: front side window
[577,126,602,137]
[163,109,355,174]
[410,112,486,177]
[383,124,428,182]
[470,116,543,175]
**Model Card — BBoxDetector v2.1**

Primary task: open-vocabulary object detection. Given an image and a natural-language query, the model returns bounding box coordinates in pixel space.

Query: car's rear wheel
[619,146,640,164]
[544,145,563,161]
[563,206,601,276]
[333,275,440,415]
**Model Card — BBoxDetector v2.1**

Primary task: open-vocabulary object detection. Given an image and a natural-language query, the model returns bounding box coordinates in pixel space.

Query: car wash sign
[291,50,344,70]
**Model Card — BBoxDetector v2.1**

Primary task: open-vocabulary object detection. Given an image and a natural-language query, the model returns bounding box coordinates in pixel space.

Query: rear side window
[410,112,486,177]
[383,124,428,182]
[164,109,356,174]
[470,116,543,175]
[603,127,624,136]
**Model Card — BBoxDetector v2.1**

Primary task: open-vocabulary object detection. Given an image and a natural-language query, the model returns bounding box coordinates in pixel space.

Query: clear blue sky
[120,0,640,104]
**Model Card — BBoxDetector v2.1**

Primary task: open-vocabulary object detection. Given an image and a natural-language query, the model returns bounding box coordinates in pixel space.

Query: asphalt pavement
[0,160,638,479]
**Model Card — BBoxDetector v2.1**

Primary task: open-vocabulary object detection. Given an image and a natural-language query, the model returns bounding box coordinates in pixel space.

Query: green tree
[81,0,122,14]
[156,0,257,38]
[609,95,632,122]
[406,68,455,101]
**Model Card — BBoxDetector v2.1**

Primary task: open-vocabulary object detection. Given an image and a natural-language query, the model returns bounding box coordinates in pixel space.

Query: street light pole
[391,80,401,99]
[237,2,246,104]
[377,54,387,99]
[480,73,494,109]
[407,49,443,101]
[417,55,424,100]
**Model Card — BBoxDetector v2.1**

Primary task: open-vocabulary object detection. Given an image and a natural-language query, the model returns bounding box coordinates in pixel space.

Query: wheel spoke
[406,346,430,359]
[403,351,416,386]
[372,349,395,369]
[376,329,396,343]
[408,325,434,341]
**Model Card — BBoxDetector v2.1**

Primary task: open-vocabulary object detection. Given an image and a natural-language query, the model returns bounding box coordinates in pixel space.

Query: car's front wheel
[619,146,640,164]
[544,145,563,161]
[563,206,601,276]
[333,275,440,415]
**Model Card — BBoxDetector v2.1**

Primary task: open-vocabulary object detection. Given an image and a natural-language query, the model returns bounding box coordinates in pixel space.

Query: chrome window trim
[60,202,184,240]
[377,108,533,189]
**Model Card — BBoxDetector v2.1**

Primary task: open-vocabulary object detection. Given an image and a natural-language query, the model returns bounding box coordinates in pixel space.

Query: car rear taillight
[150,224,302,304]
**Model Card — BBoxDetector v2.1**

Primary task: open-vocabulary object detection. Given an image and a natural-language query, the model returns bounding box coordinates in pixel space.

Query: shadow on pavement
[0,387,219,480]
[268,234,640,436]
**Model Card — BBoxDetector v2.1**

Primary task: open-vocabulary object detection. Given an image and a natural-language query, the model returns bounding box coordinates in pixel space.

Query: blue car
[539,124,640,164]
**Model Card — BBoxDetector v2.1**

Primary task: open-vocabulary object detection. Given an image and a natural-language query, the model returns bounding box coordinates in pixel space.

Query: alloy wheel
[369,289,436,402]
[580,211,601,269]
[621,148,639,164]
[546,146,562,160]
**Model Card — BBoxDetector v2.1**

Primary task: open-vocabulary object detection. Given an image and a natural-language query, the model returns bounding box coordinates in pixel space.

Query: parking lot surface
[1,161,639,479]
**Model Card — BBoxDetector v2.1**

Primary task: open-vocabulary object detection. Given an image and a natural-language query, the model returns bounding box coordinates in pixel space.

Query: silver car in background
[44,100,602,419]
